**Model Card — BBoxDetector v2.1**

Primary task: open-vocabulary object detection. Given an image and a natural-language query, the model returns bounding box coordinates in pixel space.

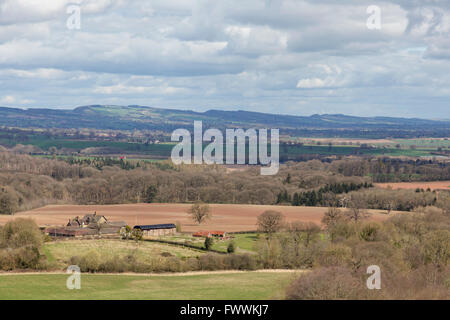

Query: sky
[0,0,449,119]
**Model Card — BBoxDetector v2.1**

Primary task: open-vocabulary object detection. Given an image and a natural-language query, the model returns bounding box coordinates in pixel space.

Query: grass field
[160,233,258,253]
[3,133,447,159]
[0,272,298,300]
[42,239,203,269]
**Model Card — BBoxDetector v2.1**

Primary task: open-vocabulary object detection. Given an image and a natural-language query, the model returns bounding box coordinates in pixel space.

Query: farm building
[45,213,127,237]
[67,212,108,228]
[133,223,176,236]
[193,231,227,238]
[45,227,97,237]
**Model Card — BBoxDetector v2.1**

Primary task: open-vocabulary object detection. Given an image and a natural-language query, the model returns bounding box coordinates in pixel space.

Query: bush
[131,228,143,241]
[226,254,257,270]
[286,267,369,300]
[359,223,381,242]
[175,221,182,233]
[14,246,42,269]
[70,250,100,273]
[0,250,16,270]
[317,244,352,267]
[0,218,43,249]
[204,237,214,250]
[227,241,236,253]
[198,253,225,270]
[423,230,449,269]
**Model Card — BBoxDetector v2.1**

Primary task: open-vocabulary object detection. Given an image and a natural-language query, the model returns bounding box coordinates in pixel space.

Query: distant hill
[0,105,448,138]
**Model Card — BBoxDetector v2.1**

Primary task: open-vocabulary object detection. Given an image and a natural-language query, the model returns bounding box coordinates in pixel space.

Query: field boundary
[0,269,306,277]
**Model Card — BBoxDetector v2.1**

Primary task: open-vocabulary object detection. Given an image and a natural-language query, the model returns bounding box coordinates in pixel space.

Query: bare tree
[187,202,211,224]
[321,207,344,228]
[346,198,368,222]
[290,221,321,247]
[257,210,285,237]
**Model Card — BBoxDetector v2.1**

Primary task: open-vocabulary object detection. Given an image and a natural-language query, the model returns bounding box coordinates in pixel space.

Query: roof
[210,231,226,236]
[134,223,176,230]
[193,231,210,237]
[193,230,226,237]
[45,228,97,236]
[81,213,107,224]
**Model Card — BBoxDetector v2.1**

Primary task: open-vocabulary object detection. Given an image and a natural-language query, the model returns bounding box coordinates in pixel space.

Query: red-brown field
[0,203,394,232]
[376,180,450,191]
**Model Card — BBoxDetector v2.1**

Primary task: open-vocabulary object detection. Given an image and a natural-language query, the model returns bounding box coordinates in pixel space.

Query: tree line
[0,151,448,214]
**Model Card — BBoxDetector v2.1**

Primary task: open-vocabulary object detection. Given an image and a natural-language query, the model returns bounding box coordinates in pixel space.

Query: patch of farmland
[375,180,450,191]
[0,203,393,232]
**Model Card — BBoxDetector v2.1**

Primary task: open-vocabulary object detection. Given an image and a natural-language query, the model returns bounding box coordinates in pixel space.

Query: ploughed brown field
[375,180,450,191]
[0,204,394,232]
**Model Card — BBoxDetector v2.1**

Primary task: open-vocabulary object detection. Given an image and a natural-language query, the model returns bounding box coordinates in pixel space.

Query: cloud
[0,0,449,118]
[0,95,15,103]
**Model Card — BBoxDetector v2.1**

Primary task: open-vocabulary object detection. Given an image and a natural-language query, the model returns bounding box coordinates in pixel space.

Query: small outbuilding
[193,230,227,238]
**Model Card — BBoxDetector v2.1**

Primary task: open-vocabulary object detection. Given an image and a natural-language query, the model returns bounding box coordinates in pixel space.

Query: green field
[388,138,450,150]
[159,233,259,253]
[43,239,203,269]
[0,272,297,300]
[3,131,448,160]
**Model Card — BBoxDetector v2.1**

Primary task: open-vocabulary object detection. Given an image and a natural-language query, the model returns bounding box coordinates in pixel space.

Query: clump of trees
[0,218,46,270]
[279,182,373,206]
[276,206,449,299]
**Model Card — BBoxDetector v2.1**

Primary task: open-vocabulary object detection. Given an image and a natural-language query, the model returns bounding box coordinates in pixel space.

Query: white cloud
[0,95,15,103]
[0,0,449,118]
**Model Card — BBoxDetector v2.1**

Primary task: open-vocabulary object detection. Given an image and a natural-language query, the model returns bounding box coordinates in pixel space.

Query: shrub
[0,250,16,270]
[71,250,100,272]
[0,218,43,249]
[98,256,127,273]
[198,254,225,270]
[359,223,381,242]
[423,230,449,269]
[328,221,356,242]
[227,241,236,253]
[317,244,352,267]
[131,228,143,241]
[204,237,214,250]
[286,267,369,300]
[226,254,257,270]
[14,246,42,269]
[256,237,283,268]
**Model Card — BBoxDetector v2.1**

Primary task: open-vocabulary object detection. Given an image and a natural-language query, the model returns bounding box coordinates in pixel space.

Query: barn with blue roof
[133,223,176,236]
